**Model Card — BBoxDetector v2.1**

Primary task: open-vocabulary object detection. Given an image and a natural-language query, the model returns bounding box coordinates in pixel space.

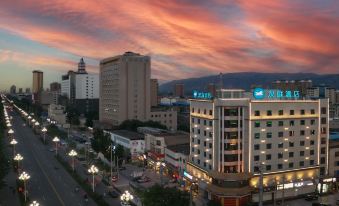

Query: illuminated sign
[193,90,212,99]
[253,88,300,100]
[183,171,193,180]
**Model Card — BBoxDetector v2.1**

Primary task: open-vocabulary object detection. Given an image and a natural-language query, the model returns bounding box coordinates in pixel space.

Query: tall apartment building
[186,89,329,205]
[272,80,312,97]
[99,52,150,126]
[61,58,99,114]
[307,85,337,118]
[10,85,16,94]
[150,79,159,107]
[50,82,61,92]
[32,70,43,103]
[174,83,184,97]
[32,70,43,93]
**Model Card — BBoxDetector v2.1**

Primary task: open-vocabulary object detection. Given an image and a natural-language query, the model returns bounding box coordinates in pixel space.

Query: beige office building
[150,79,159,107]
[99,52,150,126]
[186,89,329,205]
[32,70,43,93]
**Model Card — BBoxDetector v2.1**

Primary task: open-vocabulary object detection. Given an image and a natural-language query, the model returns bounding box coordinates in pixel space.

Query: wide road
[10,111,96,206]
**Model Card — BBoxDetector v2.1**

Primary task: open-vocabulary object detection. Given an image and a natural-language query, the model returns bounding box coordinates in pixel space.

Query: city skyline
[1,0,339,90]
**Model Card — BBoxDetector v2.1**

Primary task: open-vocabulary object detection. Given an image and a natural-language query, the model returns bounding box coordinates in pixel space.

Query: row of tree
[0,98,9,189]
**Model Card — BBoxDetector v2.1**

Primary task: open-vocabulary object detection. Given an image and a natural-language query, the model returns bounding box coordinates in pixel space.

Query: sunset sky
[0,0,338,90]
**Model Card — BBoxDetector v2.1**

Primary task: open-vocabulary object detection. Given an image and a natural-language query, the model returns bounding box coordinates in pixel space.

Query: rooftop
[166,143,190,155]
[150,132,190,146]
[111,130,144,140]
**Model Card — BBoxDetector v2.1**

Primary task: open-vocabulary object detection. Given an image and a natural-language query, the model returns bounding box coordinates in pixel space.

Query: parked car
[108,190,119,198]
[305,194,319,201]
[137,176,150,183]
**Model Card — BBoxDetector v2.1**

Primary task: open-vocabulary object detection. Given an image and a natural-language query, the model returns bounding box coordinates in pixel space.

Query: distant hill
[159,72,339,95]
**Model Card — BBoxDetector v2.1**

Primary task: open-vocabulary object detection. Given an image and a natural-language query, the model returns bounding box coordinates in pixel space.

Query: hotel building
[186,89,329,205]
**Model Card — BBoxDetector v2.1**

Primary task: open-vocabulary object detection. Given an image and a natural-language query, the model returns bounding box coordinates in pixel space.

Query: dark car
[108,190,119,198]
[119,166,126,171]
[305,194,319,201]
[137,176,150,183]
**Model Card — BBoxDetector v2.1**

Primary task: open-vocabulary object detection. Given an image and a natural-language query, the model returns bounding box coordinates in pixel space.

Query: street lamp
[41,127,47,143]
[14,153,23,170]
[108,145,116,183]
[8,129,14,138]
[88,165,99,192]
[120,190,133,206]
[7,122,12,127]
[29,200,39,206]
[19,171,30,202]
[10,138,18,156]
[34,122,40,127]
[68,149,78,172]
[52,136,60,156]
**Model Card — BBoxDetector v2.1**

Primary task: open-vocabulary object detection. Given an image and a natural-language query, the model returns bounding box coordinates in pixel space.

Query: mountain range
[159,72,339,95]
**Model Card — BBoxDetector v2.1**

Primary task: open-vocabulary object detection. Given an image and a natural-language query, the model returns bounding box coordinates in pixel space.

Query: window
[254,144,260,150]
[300,120,305,125]
[310,160,314,165]
[310,130,315,135]
[310,140,315,145]
[300,110,305,115]
[289,152,294,157]
[266,121,272,127]
[310,150,314,155]
[300,130,305,136]
[289,163,294,168]
[321,138,326,145]
[321,157,326,164]
[266,154,271,160]
[266,132,272,138]
[300,151,305,156]
[278,153,283,159]
[266,144,272,149]
[255,111,260,116]
[300,141,305,146]
[267,110,272,116]
[278,132,284,137]
[321,107,327,115]
[255,122,260,128]
[299,161,304,167]
[209,110,213,115]
[290,110,294,115]
[321,147,326,154]
[289,131,294,137]
[254,133,260,139]
[321,118,327,124]
[198,139,200,144]
[311,119,315,125]
[311,109,315,114]
[278,143,283,148]
[209,143,212,149]
[278,121,284,126]
[254,156,259,161]
[289,120,295,126]
[209,154,212,159]
[278,110,284,115]
[278,164,283,169]
[254,166,259,172]
[266,165,271,171]
[289,142,294,147]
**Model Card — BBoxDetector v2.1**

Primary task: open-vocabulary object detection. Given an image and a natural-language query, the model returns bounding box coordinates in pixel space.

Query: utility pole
[282,176,285,206]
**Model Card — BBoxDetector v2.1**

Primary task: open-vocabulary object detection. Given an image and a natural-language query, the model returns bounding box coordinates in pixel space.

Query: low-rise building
[48,104,66,124]
[109,130,145,160]
[150,108,177,131]
[329,140,339,177]
[164,143,190,179]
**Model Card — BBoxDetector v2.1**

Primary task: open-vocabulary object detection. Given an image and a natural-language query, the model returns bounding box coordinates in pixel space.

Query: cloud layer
[0,0,338,87]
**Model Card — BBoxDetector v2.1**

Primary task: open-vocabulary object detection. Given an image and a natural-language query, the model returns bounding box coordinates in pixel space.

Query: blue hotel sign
[253,88,300,100]
[193,90,212,99]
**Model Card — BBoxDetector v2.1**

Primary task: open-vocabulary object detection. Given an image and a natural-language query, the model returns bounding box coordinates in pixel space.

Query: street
[266,193,339,206]
[10,111,96,206]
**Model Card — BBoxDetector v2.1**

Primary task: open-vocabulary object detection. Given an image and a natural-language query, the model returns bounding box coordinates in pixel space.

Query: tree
[140,184,190,206]
[0,100,9,189]
[118,119,167,131]
[66,106,80,126]
[91,129,111,158]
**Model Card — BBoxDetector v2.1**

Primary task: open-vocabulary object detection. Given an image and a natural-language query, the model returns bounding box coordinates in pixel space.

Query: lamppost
[68,149,78,172]
[14,153,23,170]
[108,145,116,183]
[41,127,47,144]
[27,116,32,124]
[8,129,14,139]
[34,121,40,128]
[88,165,98,192]
[120,190,133,206]
[7,122,12,127]
[31,119,36,126]
[10,138,18,156]
[29,200,39,206]
[52,136,60,156]
[19,171,30,202]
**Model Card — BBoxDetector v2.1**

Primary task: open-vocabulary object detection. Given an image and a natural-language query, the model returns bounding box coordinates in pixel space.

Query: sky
[0,0,339,90]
